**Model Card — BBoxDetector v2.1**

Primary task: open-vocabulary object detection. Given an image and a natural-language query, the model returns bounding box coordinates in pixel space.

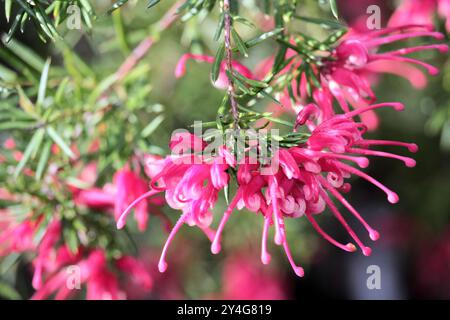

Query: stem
[223,0,239,130]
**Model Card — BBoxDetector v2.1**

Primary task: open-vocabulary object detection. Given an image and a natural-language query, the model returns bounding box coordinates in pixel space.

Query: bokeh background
[0,0,449,299]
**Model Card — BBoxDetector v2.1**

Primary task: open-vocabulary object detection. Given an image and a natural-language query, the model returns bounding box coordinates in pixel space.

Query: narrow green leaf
[233,71,268,88]
[5,0,12,23]
[14,128,45,178]
[211,43,225,83]
[108,0,129,14]
[0,121,35,131]
[147,0,161,9]
[0,282,21,300]
[259,90,281,105]
[245,28,284,48]
[294,15,344,29]
[1,35,46,71]
[35,140,52,180]
[141,114,165,138]
[37,58,51,107]
[16,86,36,115]
[231,29,248,57]
[329,0,339,19]
[46,126,76,159]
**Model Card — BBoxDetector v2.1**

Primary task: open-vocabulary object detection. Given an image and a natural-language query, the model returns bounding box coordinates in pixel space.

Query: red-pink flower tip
[387,191,399,204]
[274,232,283,246]
[362,247,372,256]
[116,219,126,230]
[355,157,369,168]
[408,143,419,153]
[392,103,404,111]
[369,229,380,241]
[294,266,305,277]
[404,158,416,168]
[211,242,221,255]
[158,260,168,273]
[437,44,449,53]
[261,252,271,265]
[346,243,357,252]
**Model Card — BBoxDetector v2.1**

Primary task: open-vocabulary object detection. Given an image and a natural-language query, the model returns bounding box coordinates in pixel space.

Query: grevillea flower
[117,133,235,273]
[314,25,447,130]
[211,252,289,299]
[72,164,164,232]
[209,102,417,277]
[117,103,417,277]
[31,247,154,300]
[389,0,450,33]
[175,53,255,89]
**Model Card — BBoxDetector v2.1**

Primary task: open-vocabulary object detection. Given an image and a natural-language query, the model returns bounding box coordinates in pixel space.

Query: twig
[223,0,239,130]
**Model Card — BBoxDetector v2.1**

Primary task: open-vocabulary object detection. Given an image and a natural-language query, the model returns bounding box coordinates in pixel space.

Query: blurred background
[0,0,449,299]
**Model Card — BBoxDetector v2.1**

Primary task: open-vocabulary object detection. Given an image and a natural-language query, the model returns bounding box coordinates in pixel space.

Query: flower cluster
[117,101,418,277]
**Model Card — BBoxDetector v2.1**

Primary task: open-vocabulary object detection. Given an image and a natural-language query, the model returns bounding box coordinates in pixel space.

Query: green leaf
[294,15,344,29]
[147,0,161,9]
[0,121,35,131]
[329,0,339,20]
[37,58,51,107]
[231,29,248,57]
[5,0,12,23]
[233,16,255,29]
[46,126,76,159]
[211,43,225,83]
[64,228,79,254]
[108,0,129,14]
[16,86,36,115]
[141,114,165,138]
[14,128,45,178]
[35,140,52,180]
[259,90,281,105]
[1,35,46,71]
[0,282,21,300]
[214,14,225,41]
[233,71,268,88]
[245,28,284,48]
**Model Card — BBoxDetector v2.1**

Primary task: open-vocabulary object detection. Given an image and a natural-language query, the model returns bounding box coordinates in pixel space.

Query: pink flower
[315,25,447,130]
[210,102,417,277]
[0,213,38,256]
[3,137,16,150]
[32,248,154,300]
[117,134,235,273]
[73,164,163,232]
[389,0,450,33]
[175,53,255,89]
[214,252,289,300]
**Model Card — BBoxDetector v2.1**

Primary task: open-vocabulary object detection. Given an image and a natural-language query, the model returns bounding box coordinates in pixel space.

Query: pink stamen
[158,212,188,273]
[336,162,399,204]
[269,180,284,246]
[261,216,272,265]
[319,186,372,256]
[344,102,404,119]
[305,212,357,252]
[200,226,216,242]
[371,54,439,75]
[280,227,304,277]
[366,31,444,47]
[318,152,370,168]
[364,24,434,38]
[384,44,448,56]
[117,189,161,229]
[211,191,241,254]
[347,147,416,167]
[354,139,418,152]
[175,53,214,78]
[321,177,380,241]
